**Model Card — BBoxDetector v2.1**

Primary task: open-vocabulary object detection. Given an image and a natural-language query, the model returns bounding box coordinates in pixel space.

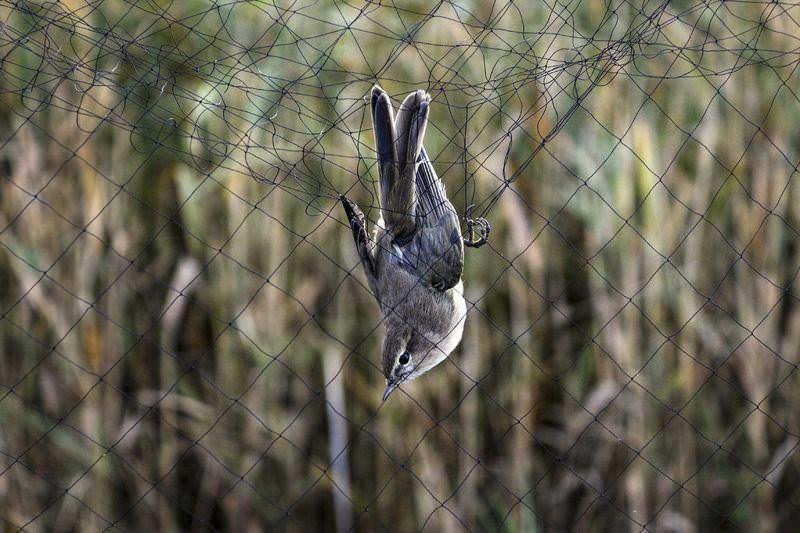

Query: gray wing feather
[392,147,464,291]
[415,146,456,225]
[340,195,379,293]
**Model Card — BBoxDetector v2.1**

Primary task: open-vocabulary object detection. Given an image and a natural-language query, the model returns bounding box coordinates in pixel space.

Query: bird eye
[398,352,410,365]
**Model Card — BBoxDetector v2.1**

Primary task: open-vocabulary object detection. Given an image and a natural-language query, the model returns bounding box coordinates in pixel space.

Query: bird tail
[371,85,429,240]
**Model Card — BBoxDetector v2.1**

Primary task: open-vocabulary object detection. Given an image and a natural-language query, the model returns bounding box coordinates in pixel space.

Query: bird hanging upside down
[340,85,467,401]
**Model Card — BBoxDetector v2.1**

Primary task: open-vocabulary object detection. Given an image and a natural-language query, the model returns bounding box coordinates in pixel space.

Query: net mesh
[1,0,800,530]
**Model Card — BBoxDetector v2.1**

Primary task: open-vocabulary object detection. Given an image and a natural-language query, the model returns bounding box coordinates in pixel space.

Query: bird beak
[382,379,399,402]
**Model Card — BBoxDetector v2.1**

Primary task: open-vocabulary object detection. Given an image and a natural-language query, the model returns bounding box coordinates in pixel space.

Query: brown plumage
[340,85,466,401]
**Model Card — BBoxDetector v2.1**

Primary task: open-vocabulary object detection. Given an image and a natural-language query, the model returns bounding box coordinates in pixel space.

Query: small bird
[341,85,466,401]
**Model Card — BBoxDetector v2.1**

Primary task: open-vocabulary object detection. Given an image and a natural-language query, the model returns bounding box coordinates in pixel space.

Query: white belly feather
[428,280,467,362]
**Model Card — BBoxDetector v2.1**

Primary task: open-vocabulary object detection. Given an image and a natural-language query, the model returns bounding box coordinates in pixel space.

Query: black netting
[1,0,799,530]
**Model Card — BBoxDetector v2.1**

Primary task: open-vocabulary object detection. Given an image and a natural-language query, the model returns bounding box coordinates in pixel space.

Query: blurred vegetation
[1,0,800,531]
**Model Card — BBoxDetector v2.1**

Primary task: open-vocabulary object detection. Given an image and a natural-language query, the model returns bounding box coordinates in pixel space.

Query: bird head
[381,324,411,400]
[380,323,448,401]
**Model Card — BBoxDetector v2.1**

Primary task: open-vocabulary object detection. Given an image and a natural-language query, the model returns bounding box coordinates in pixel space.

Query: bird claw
[463,204,490,248]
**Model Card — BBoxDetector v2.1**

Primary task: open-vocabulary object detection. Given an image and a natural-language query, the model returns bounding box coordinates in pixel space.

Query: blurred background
[1,0,800,531]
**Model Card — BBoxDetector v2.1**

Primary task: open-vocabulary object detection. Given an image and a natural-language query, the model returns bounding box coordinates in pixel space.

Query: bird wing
[340,195,379,294]
[394,147,464,292]
[415,147,456,227]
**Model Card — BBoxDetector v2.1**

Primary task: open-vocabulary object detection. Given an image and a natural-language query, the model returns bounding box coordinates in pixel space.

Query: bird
[340,85,466,401]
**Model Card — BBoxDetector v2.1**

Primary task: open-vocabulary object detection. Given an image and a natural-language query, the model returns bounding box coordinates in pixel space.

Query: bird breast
[434,280,467,357]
